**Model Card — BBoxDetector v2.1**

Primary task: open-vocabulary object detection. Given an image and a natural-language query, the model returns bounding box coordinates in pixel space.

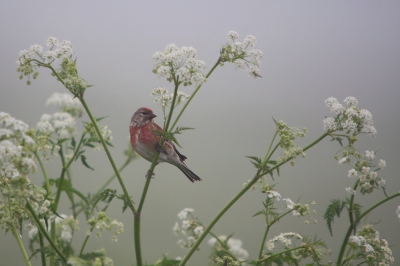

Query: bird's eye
[141,112,147,115]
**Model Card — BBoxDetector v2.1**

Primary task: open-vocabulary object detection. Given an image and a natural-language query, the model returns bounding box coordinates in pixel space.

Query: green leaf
[252,210,266,217]
[71,136,76,150]
[324,199,347,236]
[80,155,94,170]
[173,126,195,134]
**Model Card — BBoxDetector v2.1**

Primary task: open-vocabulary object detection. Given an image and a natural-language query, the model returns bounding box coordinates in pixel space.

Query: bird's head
[131,107,157,127]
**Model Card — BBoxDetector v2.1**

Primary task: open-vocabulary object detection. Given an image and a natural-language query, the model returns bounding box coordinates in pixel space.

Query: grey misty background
[1,1,400,265]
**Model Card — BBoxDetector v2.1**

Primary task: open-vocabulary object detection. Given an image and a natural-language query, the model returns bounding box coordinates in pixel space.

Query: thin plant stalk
[38,232,47,266]
[35,152,51,197]
[179,132,329,265]
[336,192,400,266]
[79,97,136,213]
[11,224,32,266]
[25,202,67,264]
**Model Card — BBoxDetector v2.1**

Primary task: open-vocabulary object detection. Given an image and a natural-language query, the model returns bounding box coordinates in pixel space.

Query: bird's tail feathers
[177,163,201,183]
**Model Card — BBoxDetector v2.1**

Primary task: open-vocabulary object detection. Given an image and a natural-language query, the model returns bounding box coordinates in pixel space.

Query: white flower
[193,226,203,237]
[362,167,370,174]
[364,244,374,253]
[152,51,164,61]
[43,51,57,64]
[45,37,59,47]
[378,159,386,168]
[348,169,358,178]
[176,67,191,81]
[20,157,37,174]
[61,224,73,242]
[349,236,361,246]
[283,198,295,209]
[29,44,43,54]
[266,190,281,201]
[345,187,356,195]
[157,66,171,78]
[396,206,400,220]
[248,65,261,78]
[173,222,180,235]
[233,59,246,70]
[369,171,377,180]
[323,117,337,131]
[362,182,372,190]
[244,35,257,47]
[365,150,375,159]
[165,43,179,53]
[181,220,190,230]
[191,72,206,85]
[344,96,358,107]
[227,30,239,41]
[46,93,82,115]
[0,129,13,139]
[341,119,357,133]
[338,157,348,164]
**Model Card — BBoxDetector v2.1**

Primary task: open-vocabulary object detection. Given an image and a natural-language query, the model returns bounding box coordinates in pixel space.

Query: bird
[129,107,201,183]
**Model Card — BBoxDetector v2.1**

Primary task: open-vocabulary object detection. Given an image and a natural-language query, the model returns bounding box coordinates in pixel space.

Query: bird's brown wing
[151,122,187,162]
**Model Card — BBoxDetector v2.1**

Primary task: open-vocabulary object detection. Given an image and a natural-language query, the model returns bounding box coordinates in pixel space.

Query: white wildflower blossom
[283,198,295,210]
[173,222,180,235]
[233,59,246,70]
[345,187,356,195]
[193,226,203,236]
[323,117,337,131]
[348,169,358,178]
[364,244,375,253]
[344,96,358,106]
[227,31,239,41]
[396,206,400,220]
[244,35,257,47]
[45,37,59,47]
[378,159,386,168]
[362,167,370,174]
[46,93,82,117]
[266,190,281,201]
[365,150,375,159]
[369,171,377,180]
[338,157,348,164]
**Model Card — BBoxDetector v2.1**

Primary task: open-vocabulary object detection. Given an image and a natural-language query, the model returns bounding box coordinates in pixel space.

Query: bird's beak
[149,114,157,119]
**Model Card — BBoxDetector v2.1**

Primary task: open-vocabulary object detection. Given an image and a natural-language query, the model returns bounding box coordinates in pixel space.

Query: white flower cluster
[16,37,74,85]
[0,112,36,180]
[151,87,190,108]
[323,97,377,138]
[152,44,207,86]
[221,30,263,78]
[173,208,205,249]
[46,93,83,117]
[396,206,400,222]
[87,211,124,243]
[37,112,76,138]
[345,151,386,194]
[265,232,303,252]
[208,235,249,261]
[349,225,394,265]
[17,37,73,66]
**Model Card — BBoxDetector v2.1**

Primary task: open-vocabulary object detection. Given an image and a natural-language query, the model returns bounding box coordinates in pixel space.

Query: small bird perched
[129,107,201,183]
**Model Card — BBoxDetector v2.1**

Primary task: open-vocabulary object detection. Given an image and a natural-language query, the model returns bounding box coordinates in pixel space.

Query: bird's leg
[145,169,155,179]
[156,143,163,152]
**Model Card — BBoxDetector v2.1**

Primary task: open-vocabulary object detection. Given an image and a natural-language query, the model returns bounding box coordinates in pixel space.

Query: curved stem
[262,131,278,165]
[11,224,32,266]
[35,152,51,198]
[170,56,221,131]
[80,97,136,213]
[179,132,329,265]
[25,202,67,263]
[336,192,400,266]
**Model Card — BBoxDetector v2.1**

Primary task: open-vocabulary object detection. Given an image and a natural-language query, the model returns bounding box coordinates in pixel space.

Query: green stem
[53,146,68,211]
[50,223,56,266]
[257,225,270,264]
[38,232,47,266]
[261,131,278,165]
[257,245,309,263]
[170,56,221,131]
[79,227,94,256]
[25,202,67,263]
[79,97,136,213]
[336,192,400,266]
[133,75,181,266]
[179,132,329,265]
[11,224,32,266]
[35,152,51,198]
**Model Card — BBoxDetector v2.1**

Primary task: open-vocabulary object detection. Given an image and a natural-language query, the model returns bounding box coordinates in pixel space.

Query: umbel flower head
[323,96,377,138]
[17,37,88,96]
[220,30,263,78]
[152,44,207,86]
